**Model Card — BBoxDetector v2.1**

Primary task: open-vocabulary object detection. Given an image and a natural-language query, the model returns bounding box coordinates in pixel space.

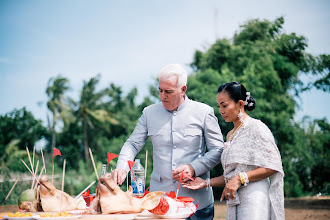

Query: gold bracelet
[239,172,245,185]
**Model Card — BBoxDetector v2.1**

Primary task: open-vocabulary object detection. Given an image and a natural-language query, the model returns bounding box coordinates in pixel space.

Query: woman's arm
[246,167,277,182]
[210,175,226,187]
[221,167,277,201]
[182,175,225,190]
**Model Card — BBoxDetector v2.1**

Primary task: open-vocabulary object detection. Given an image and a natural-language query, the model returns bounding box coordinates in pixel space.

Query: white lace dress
[221,117,285,220]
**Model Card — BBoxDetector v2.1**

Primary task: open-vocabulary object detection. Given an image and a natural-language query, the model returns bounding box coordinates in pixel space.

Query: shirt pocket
[183,128,203,149]
[148,128,165,137]
[184,128,202,137]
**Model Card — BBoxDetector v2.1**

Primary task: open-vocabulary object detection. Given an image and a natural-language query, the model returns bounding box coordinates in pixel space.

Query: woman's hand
[182,177,206,190]
[221,175,241,201]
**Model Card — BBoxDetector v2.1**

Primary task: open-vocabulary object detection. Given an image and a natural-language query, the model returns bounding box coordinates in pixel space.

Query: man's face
[158,77,186,111]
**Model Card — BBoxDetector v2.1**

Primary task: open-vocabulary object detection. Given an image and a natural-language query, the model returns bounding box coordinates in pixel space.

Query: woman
[183,82,284,220]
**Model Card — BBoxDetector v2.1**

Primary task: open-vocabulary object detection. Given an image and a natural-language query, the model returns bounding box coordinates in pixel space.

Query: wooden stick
[34,166,45,191]
[145,150,148,180]
[61,181,96,211]
[61,159,66,192]
[89,148,99,181]
[1,177,19,207]
[52,163,54,185]
[26,147,34,174]
[31,160,39,190]
[32,146,35,171]
[126,172,129,191]
[41,148,47,175]
[21,159,33,175]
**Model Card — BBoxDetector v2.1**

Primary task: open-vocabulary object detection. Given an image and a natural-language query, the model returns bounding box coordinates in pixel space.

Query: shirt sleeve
[190,107,224,176]
[116,111,148,172]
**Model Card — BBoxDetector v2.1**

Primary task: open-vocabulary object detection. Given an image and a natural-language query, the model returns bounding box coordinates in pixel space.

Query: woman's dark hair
[217,81,256,111]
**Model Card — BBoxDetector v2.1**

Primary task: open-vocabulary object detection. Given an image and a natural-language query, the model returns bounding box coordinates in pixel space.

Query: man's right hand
[110,168,127,185]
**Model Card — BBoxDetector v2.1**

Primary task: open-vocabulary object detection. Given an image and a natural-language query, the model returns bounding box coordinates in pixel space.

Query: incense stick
[31,160,39,190]
[33,166,45,191]
[126,172,129,190]
[26,147,34,174]
[89,148,99,181]
[145,150,148,180]
[1,177,19,207]
[61,181,96,211]
[21,159,33,175]
[32,146,35,172]
[61,159,66,192]
[41,147,47,175]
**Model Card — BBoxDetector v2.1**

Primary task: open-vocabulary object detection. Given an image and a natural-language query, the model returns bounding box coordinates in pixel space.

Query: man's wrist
[188,164,195,177]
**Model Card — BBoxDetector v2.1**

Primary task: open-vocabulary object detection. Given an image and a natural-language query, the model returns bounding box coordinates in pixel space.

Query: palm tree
[76,74,118,161]
[46,75,71,150]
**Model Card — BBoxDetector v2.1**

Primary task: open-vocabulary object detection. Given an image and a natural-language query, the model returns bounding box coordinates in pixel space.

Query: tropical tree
[75,74,119,161]
[46,75,71,150]
[187,17,329,197]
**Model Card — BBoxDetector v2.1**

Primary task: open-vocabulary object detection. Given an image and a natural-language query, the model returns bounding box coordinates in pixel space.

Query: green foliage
[0,17,329,205]
[188,17,329,198]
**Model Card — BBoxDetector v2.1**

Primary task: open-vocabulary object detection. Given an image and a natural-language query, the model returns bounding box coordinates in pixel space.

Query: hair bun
[245,96,256,111]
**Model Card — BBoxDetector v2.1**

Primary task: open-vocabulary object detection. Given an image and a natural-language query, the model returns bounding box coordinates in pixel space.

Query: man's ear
[181,85,187,93]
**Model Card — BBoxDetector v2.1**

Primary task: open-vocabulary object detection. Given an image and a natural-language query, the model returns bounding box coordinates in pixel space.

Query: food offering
[1,212,35,220]
[18,175,86,212]
[147,191,197,218]
[89,173,163,214]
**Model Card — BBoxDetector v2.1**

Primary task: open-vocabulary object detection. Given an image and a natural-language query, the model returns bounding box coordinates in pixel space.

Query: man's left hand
[172,164,195,183]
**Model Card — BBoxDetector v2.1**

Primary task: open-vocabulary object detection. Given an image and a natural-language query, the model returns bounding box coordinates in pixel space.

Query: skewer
[145,150,148,180]
[61,159,66,192]
[61,181,96,211]
[26,147,34,174]
[21,159,33,175]
[0,177,19,207]
[41,147,47,174]
[31,160,39,190]
[89,148,99,181]
[126,172,129,191]
[32,146,35,172]
[33,166,45,191]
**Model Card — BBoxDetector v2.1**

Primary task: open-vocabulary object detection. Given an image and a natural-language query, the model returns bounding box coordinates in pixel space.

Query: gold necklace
[228,116,248,141]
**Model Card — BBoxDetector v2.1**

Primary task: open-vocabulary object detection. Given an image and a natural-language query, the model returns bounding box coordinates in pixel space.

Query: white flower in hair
[244,92,250,105]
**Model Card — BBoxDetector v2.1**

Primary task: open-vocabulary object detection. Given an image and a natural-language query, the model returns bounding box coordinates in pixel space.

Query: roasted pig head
[39,175,87,211]
[89,173,163,214]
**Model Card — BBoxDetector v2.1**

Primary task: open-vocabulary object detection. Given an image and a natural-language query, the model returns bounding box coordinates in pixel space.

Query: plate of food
[82,214,137,219]
[2,212,35,220]
[33,212,80,220]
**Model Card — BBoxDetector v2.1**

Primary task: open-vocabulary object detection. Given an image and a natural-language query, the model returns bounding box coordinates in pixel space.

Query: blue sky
[0,0,329,124]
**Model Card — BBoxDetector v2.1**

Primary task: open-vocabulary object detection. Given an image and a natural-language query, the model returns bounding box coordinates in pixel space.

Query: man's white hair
[159,64,187,88]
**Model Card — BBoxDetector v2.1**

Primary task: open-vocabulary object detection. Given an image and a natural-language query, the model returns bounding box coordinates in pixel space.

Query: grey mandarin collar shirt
[117,95,224,210]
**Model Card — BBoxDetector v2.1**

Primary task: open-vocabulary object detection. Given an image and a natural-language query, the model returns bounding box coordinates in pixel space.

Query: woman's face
[216,91,241,123]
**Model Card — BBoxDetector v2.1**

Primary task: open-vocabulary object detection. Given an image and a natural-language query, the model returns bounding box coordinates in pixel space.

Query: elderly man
[111,64,224,220]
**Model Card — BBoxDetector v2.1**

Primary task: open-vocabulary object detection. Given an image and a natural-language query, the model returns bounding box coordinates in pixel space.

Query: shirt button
[172,129,176,132]
[173,145,176,149]
[173,112,177,116]
[172,163,175,166]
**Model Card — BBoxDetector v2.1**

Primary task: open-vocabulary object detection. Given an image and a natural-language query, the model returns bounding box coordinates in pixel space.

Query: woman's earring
[238,109,244,123]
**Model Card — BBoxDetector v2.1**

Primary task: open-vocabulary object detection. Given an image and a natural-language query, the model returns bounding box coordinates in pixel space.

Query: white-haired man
[111,64,224,220]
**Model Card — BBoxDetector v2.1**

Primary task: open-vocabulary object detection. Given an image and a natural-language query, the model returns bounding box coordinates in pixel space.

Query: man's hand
[110,168,127,185]
[172,164,195,183]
